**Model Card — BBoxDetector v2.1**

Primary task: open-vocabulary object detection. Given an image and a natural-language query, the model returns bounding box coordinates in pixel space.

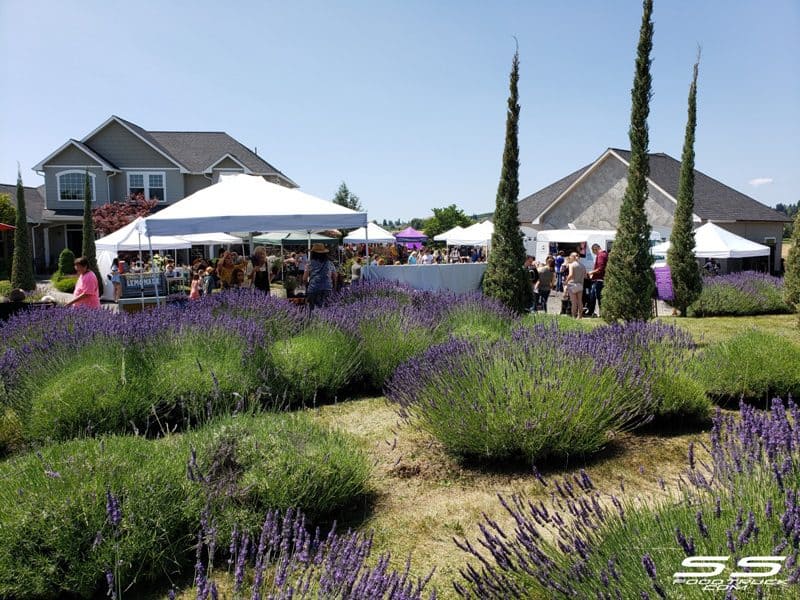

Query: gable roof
[67,116,296,186]
[517,162,593,223]
[0,183,46,224]
[611,149,789,222]
[32,139,119,172]
[147,131,297,186]
[518,148,790,224]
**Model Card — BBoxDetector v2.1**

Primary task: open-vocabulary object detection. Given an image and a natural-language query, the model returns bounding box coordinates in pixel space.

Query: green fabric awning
[252,231,336,245]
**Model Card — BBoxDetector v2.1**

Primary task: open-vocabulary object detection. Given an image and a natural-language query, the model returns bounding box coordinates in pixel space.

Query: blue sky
[1,0,797,222]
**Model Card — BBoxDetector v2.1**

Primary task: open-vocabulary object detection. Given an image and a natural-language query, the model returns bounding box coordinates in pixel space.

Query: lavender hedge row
[387,321,709,463]
[688,271,792,317]
[455,399,800,599]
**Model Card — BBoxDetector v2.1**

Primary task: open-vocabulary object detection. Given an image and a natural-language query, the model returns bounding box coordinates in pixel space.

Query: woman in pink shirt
[67,256,101,309]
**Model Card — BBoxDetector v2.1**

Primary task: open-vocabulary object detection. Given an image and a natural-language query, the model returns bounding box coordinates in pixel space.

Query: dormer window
[57,170,96,202]
[128,172,166,202]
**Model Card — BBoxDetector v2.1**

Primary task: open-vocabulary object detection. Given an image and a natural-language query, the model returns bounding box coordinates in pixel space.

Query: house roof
[38,115,297,187]
[0,183,46,224]
[147,130,297,186]
[518,148,791,224]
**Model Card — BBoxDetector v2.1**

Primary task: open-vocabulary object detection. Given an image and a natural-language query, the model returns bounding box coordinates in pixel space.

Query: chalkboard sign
[121,273,168,298]
[653,265,674,301]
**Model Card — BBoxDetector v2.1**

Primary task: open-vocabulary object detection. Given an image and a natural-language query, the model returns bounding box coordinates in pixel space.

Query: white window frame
[56,169,97,202]
[127,171,167,203]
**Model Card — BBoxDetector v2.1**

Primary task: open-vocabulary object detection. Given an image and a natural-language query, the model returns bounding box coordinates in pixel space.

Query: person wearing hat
[303,243,335,309]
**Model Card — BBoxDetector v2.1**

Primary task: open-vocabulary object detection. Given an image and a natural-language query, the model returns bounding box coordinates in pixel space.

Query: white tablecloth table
[361,263,487,293]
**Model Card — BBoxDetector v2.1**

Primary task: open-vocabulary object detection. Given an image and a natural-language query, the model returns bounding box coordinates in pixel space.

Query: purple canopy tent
[394,226,428,249]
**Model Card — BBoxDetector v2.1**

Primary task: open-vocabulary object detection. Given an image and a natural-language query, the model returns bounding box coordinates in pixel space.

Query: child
[202,267,216,296]
[189,273,201,300]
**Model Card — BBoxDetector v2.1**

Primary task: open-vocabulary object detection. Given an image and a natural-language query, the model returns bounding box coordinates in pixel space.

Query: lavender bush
[455,399,800,599]
[0,412,370,598]
[688,271,792,317]
[694,330,800,401]
[389,321,707,462]
[190,507,435,600]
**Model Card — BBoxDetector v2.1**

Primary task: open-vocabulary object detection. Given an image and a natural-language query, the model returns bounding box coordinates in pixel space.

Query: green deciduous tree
[332,182,363,212]
[482,47,532,313]
[424,204,475,238]
[10,169,35,290]
[667,53,703,316]
[81,171,102,286]
[602,0,656,322]
[784,211,800,310]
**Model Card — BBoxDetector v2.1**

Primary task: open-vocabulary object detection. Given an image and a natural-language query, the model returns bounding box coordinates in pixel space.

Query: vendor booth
[393,226,427,249]
[344,222,395,244]
[651,222,771,273]
[95,217,192,302]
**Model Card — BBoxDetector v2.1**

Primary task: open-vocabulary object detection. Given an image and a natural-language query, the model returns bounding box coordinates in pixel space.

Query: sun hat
[310,243,329,253]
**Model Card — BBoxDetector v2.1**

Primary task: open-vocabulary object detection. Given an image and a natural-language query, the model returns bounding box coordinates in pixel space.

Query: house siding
[85,120,177,169]
[184,174,211,196]
[213,157,244,169]
[46,144,103,167]
[540,156,675,232]
[43,166,108,208]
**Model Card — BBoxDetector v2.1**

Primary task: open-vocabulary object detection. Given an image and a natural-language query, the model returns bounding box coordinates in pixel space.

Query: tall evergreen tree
[81,171,102,285]
[602,0,656,322]
[784,211,800,311]
[332,182,363,212]
[667,53,703,316]
[10,168,35,290]
[482,48,532,313]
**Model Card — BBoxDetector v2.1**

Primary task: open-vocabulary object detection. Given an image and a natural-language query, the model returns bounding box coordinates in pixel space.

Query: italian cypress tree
[667,54,703,316]
[482,48,532,313]
[81,171,102,286]
[784,211,800,310]
[602,0,656,322]
[10,168,36,291]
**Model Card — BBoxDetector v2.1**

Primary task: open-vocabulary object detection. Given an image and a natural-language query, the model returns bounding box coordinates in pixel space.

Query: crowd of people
[525,243,608,319]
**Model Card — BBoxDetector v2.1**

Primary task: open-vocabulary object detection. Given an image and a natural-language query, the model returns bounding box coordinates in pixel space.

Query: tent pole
[365,221,370,264]
[137,232,145,310]
[148,233,162,307]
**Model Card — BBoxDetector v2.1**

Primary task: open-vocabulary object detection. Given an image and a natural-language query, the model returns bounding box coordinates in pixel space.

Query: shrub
[186,412,371,526]
[0,412,370,598]
[52,274,77,293]
[267,323,362,403]
[57,247,75,276]
[388,322,706,462]
[0,435,195,599]
[0,279,11,299]
[693,329,800,401]
[688,271,792,317]
[439,293,517,343]
[455,399,800,599]
[14,330,256,444]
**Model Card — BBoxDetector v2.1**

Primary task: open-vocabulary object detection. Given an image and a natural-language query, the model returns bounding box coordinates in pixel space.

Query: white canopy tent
[137,174,367,236]
[96,217,192,252]
[433,225,466,242]
[446,221,494,246]
[179,232,243,245]
[95,218,193,301]
[651,223,770,259]
[344,222,395,244]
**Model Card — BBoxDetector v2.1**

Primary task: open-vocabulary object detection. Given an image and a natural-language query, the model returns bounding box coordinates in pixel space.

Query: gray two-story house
[31,115,297,268]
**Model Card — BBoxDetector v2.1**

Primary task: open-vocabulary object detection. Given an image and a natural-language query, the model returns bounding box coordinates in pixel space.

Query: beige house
[518,148,791,272]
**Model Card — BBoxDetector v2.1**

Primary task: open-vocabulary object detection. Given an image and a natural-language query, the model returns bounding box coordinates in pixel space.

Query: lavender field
[0,281,799,599]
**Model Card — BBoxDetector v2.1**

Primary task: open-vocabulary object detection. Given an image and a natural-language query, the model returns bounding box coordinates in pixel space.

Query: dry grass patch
[658,313,800,345]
